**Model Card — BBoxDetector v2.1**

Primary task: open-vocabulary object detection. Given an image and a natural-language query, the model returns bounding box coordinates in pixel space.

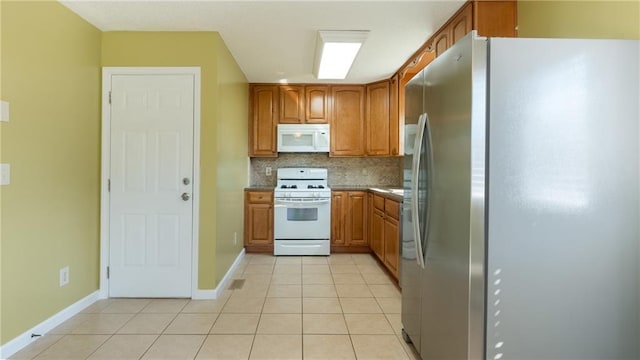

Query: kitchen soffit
[59,0,464,84]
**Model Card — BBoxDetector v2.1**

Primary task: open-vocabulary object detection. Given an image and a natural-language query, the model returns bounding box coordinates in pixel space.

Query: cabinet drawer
[385,199,400,220]
[247,191,272,203]
[373,195,385,211]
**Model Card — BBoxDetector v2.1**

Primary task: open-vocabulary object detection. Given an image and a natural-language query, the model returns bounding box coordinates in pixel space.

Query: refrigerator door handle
[412,113,427,269]
[423,112,434,264]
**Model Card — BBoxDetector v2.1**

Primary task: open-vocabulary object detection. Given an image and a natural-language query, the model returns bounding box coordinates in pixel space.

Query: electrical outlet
[266,167,272,176]
[233,232,237,246]
[59,266,69,287]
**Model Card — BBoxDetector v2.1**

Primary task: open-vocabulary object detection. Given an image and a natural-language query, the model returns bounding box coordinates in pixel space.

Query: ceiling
[60,1,465,84]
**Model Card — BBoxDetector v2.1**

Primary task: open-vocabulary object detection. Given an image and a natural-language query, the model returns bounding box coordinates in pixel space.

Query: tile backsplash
[250,153,403,187]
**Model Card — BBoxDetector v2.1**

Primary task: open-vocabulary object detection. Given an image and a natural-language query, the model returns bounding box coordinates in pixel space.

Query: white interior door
[108,73,195,298]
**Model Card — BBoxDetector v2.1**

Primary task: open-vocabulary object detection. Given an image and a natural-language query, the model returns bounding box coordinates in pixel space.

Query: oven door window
[287,207,317,221]
[274,200,331,239]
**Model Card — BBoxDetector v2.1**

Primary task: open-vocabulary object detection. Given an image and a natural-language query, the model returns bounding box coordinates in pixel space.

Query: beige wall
[518,1,640,39]
[102,32,248,290]
[0,1,102,344]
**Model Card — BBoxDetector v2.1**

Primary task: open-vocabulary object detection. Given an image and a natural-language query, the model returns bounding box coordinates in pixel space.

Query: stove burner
[307,185,325,189]
[280,185,297,189]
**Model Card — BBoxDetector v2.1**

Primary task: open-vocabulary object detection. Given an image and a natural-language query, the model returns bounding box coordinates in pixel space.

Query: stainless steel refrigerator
[401,32,640,360]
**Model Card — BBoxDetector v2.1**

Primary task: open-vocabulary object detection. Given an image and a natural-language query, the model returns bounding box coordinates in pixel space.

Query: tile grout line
[82,333,114,360]
[20,254,400,359]
[16,332,65,360]
[299,263,304,360]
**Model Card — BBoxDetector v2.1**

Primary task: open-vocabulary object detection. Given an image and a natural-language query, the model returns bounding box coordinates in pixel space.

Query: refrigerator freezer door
[486,38,640,360]
[400,69,424,353]
[419,33,480,360]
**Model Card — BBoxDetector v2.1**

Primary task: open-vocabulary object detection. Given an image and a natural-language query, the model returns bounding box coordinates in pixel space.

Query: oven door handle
[275,199,330,207]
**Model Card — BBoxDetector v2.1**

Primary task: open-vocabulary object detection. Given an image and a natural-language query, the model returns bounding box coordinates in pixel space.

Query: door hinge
[106,266,110,279]
[108,179,110,192]
[108,91,112,105]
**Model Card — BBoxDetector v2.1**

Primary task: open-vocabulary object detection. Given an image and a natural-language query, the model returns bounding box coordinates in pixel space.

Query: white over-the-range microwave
[277,124,330,153]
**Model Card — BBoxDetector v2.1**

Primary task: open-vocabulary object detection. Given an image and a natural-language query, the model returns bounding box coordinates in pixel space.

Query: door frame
[99,67,202,299]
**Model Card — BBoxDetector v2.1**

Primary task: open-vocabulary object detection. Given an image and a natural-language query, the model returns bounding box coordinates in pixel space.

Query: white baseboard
[1,250,247,357]
[0,290,101,359]
[192,248,245,300]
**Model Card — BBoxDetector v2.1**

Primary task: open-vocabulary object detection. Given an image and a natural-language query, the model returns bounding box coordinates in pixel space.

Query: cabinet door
[330,86,365,156]
[473,0,517,38]
[366,81,391,156]
[246,203,273,246]
[451,2,473,45]
[279,85,305,124]
[347,192,368,246]
[433,30,449,58]
[389,74,400,156]
[249,85,278,157]
[305,85,329,124]
[384,216,399,278]
[371,208,385,261]
[331,192,346,246]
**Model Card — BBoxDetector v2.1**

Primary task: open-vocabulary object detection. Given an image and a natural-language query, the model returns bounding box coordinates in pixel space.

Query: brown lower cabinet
[331,191,369,252]
[243,188,400,278]
[370,194,400,279]
[383,198,400,278]
[244,190,274,253]
[369,193,384,260]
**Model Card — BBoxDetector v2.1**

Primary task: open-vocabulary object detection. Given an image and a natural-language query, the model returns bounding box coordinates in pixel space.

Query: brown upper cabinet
[432,30,450,58]
[389,74,400,157]
[249,84,278,157]
[331,81,400,157]
[248,0,516,158]
[451,2,473,46]
[399,0,517,84]
[474,0,518,39]
[279,85,305,124]
[366,80,392,156]
[279,84,329,124]
[429,3,472,58]
[305,85,330,124]
[249,83,399,157]
[330,85,366,157]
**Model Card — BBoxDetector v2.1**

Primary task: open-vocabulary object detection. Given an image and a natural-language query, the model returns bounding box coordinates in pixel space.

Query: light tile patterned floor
[10,253,420,360]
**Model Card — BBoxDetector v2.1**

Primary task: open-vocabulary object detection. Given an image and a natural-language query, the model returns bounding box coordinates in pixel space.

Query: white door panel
[109,74,194,298]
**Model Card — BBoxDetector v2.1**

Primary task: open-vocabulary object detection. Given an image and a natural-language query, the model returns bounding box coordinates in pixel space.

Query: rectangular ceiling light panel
[314,30,369,80]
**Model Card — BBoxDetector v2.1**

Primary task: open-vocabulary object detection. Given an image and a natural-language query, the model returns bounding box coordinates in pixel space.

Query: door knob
[181,192,191,201]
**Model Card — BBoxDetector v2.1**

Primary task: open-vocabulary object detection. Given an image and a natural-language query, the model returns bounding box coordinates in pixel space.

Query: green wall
[0,1,102,344]
[0,1,4,346]
[518,1,640,39]
[1,8,248,347]
[213,37,249,285]
[101,32,248,290]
